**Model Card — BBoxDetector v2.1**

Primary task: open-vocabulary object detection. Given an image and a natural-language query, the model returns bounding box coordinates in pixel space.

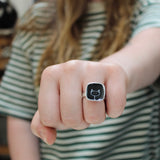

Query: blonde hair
[18,0,136,86]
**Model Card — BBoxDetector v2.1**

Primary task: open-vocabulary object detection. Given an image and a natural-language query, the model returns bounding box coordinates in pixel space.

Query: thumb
[31,111,57,145]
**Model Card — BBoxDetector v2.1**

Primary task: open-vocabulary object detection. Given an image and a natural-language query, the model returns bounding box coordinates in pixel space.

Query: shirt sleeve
[132,0,160,36]
[0,32,37,121]
[131,0,160,91]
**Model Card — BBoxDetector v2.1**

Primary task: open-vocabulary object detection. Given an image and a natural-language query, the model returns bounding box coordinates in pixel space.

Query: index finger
[38,65,61,128]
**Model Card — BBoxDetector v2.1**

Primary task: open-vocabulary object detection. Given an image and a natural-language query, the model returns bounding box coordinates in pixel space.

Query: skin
[7,1,160,159]
[31,28,160,145]
[7,117,40,160]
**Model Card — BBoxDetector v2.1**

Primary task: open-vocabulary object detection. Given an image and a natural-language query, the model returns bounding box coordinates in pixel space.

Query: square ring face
[86,83,105,101]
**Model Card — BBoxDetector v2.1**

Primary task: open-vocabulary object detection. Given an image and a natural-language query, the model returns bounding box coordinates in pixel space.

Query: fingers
[105,64,127,118]
[31,111,57,145]
[38,66,61,128]
[31,61,127,145]
[60,64,89,129]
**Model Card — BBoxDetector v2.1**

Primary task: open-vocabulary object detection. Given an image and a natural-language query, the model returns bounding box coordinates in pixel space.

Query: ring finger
[82,75,106,124]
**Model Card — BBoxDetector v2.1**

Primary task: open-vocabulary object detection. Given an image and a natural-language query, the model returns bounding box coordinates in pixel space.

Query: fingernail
[32,128,40,138]
[43,137,49,145]
[39,130,50,145]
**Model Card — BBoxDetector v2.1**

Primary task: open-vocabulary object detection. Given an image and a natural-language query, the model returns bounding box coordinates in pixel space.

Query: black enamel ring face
[85,82,105,101]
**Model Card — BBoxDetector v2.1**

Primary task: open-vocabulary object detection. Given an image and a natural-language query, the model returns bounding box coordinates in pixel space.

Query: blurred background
[0,0,36,159]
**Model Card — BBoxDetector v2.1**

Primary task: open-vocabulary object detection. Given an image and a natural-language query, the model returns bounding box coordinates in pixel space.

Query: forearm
[102,28,160,93]
[7,116,40,160]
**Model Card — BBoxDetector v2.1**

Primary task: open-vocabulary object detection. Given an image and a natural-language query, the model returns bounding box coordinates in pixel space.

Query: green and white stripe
[0,0,160,159]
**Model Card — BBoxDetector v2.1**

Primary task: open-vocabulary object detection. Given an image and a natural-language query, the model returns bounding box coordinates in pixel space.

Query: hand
[31,60,128,145]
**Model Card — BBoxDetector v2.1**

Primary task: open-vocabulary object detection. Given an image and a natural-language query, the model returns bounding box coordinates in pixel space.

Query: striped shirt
[0,0,160,159]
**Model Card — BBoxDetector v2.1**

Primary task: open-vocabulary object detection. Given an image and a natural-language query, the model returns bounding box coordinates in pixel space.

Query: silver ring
[83,82,105,101]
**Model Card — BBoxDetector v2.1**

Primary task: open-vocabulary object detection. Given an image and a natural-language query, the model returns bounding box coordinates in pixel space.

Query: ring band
[83,82,105,101]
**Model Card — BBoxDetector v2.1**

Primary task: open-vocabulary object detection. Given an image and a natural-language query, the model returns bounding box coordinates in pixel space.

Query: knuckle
[41,65,63,81]
[85,62,95,71]
[86,114,105,124]
[42,66,54,78]
[108,108,124,118]
[41,118,52,127]
[31,120,42,137]
[41,116,59,128]
[41,66,55,82]
[63,60,81,73]
[62,116,82,128]
[73,122,89,130]
[107,63,123,75]
[84,62,104,76]
[66,59,81,65]
[108,113,121,118]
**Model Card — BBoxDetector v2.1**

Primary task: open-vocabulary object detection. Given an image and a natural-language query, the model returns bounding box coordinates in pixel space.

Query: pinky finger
[31,111,57,145]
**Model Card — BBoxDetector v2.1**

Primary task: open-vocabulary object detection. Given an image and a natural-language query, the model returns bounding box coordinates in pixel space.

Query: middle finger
[60,71,89,130]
